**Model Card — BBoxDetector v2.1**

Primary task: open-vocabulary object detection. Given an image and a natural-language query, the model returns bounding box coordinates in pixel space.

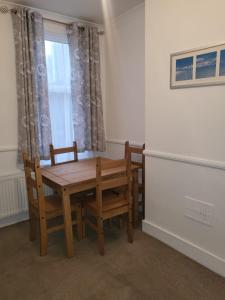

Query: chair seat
[32,195,81,218]
[85,190,128,213]
[70,189,96,202]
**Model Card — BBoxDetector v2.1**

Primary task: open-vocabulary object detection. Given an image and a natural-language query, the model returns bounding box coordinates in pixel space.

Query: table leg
[62,189,74,258]
[132,169,139,229]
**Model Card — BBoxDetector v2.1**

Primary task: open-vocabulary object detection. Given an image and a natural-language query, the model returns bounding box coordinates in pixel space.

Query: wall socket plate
[184,196,214,227]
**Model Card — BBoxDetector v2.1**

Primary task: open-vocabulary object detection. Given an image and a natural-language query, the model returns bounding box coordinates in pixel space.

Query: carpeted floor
[0,221,225,300]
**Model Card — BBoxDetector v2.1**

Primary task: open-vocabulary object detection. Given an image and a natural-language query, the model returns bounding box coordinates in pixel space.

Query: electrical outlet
[185,196,214,227]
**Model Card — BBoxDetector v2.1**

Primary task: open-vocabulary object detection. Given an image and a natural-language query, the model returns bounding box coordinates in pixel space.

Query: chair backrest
[23,153,46,215]
[95,157,132,216]
[49,141,78,166]
[125,140,145,188]
[125,141,145,168]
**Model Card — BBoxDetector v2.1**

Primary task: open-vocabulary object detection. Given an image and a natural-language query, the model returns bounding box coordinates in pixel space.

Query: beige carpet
[0,221,225,300]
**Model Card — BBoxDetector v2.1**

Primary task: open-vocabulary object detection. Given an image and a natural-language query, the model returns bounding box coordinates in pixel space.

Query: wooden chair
[50,141,78,166]
[125,141,145,220]
[23,153,82,256]
[83,157,133,255]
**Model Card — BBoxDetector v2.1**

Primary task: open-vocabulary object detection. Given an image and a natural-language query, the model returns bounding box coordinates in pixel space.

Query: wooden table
[41,157,139,257]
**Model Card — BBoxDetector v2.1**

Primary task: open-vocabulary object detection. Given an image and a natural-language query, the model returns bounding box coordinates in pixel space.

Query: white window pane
[45,40,74,163]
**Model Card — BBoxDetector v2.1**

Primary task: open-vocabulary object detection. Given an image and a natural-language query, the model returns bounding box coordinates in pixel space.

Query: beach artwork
[176,57,193,81]
[196,52,217,79]
[219,49,225,76]
[171,44,225,88]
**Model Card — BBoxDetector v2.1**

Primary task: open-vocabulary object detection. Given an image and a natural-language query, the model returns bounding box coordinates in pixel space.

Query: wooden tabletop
[41,157,139,189]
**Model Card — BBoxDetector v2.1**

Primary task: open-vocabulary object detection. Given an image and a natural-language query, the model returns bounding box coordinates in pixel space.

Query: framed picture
[170,43,225,88]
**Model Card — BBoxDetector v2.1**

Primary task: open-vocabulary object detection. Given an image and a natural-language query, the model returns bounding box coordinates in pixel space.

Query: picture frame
[170,43,225,89]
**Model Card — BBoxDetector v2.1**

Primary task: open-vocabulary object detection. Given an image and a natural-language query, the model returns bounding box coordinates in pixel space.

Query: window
[44,21,93,163]
[44,22,74,163]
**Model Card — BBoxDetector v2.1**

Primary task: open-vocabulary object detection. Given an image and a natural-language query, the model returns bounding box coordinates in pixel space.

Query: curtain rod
[44,17,104,35]
[0,5,104,35]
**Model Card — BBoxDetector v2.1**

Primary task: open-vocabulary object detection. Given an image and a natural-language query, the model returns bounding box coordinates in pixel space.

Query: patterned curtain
[12,8,52,163]
[67,23,106,152]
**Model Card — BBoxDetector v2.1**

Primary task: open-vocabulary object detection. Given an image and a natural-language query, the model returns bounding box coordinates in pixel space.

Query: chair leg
[77,205,83,241]
[118,216,124,229]
[29,213,37,241]
[82,207,86,239]
[97,217,104,256]
[142,190,145,220]
[127,210,133,244]
[108,218,113,229]
[39,216,48,256]
[132,170,139,229]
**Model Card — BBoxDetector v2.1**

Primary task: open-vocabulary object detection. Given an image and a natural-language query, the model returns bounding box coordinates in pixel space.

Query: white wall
[104,4,145,157]
[144,0,225,276]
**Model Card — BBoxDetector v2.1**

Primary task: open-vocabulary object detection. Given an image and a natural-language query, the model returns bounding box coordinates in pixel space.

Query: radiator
[0,172,53,228]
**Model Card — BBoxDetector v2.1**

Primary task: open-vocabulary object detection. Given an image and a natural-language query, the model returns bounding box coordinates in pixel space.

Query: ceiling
[7,0,144,24]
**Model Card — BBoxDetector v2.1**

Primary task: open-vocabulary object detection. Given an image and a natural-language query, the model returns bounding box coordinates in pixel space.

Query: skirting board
[142,219,225,277]
[0,211,28,228]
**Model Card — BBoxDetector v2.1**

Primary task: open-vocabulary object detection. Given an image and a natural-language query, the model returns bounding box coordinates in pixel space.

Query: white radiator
[0,172,28,227]
[0,172,53,228]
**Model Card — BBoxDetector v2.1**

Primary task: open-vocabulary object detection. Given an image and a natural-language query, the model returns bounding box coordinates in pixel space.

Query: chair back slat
[100,176,128,191]
[128,146,143,154]
[100,159,126,171]
[132,162,143,168]
[52,146,76,155]
[50,141,78,166]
